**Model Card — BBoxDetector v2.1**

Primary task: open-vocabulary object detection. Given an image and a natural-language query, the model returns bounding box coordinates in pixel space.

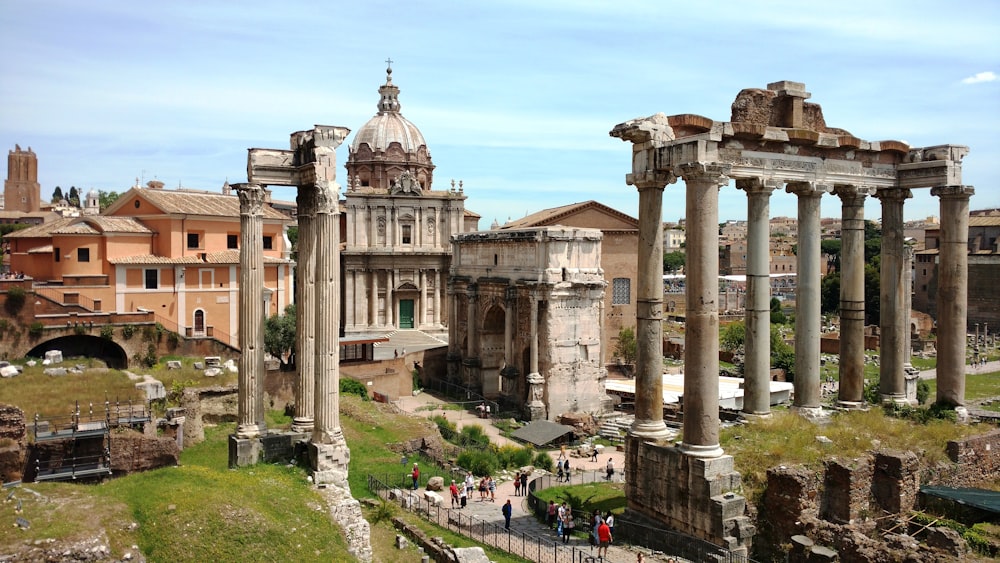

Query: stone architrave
[292,187,317,433]
[737,177,779,417]
[933,185,974,407]
[630,170,676,440]
[876,188,912,404]
[786,181,831,416]
[678,162,729,457]
[834,185,874,408]
[235,183,268,439]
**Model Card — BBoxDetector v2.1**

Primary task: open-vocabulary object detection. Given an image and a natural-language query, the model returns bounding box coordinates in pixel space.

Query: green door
[400,299,414,329]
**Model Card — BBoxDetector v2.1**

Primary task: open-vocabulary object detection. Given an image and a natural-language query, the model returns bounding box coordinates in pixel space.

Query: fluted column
[834,185,872,408]
[933,185,974,407]
[434,269,442,325]
[370,270,379,327]
[628,171,676,440]
[312,179,345,446]
[786,181,831,413]
[875,188,911,404]
[679,163,729,457]
[737,177,778,417]
[292,187,317,432]
[235,183,267,439]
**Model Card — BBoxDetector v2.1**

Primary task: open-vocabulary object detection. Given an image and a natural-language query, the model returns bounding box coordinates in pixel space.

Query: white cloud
[962,71,997,84]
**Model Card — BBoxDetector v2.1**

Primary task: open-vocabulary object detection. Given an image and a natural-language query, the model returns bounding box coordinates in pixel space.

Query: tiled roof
[3,216,153,238]
[500,200,638,230]
[131,188,289,220]
[3,217,78,238]
[108,251,292,266]
[970,216,1000,227]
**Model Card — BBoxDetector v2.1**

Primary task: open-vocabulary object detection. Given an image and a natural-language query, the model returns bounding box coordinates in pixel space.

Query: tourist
[591,447,598,462]
[459,483,468,508]
[556,459,564,482]
[606,457,615,481]
[514,471,521,496]
[597,517,613,558]
[488,475,496,502]
[519,471,528,492]
[485,404,491,418]
[479,477,488,501]
[563,512,574,543]
[606,511,615,535]
[547,500,557,529]
[465,472,476,498]
[411,463,420,490]
[563,459,570,483]
[449,479,459,508]
[502,498,513,530]
[557,502,567,532]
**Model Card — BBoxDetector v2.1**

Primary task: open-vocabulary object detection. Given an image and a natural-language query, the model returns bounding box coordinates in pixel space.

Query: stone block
[135,379,166,401]
[203,368,222,377]
[0,365,19,378]
[872,451,919,515]
[926,526,966,557]
[426,476,444,491]
[193,362,205,370]
[43,367,67,376]
[166,360,182,369]
[261,433,293,463]
[228,435,262,468]
[395,534,408,550]
[44,350,63,364]
[423,491,443,507]
[808,545,838,561]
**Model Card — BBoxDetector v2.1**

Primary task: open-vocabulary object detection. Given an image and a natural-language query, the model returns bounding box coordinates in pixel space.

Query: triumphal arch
[611,81,972,555]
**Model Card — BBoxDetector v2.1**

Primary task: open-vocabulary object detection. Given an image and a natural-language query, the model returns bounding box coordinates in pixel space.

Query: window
[54,248,60,263]
[144,269,159,289]
[187,233,200,249]
[227,234,238,249]
[262,236,273,250]
[612,278,631,305]
[402,225,412,244]
[77,248,90,262]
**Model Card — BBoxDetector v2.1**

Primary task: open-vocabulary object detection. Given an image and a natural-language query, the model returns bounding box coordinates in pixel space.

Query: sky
[1,1,998,227]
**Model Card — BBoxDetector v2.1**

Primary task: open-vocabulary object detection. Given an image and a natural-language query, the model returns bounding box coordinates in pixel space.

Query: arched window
[194,309,206,334]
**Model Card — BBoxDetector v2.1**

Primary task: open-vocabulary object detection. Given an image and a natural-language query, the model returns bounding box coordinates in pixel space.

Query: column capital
[786,181,832,197]
[833,184,875,205]
[874,187,913,202]
[234,183,268,215]
[735,177,782,194]
[314,181,341,215]
[626,170,677,190]
[931,185,975,200]
[678,162,731,186]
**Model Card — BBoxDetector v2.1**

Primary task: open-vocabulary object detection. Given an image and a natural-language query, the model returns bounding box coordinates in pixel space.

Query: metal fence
[369,474,617,563]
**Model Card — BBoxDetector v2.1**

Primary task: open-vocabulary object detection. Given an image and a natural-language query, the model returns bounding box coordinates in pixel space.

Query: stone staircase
[373,330,448,360]
[598,415,634,444]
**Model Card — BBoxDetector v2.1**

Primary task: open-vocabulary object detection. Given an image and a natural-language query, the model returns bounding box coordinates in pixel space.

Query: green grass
[923,371,1000,403]
[534,482,626,516]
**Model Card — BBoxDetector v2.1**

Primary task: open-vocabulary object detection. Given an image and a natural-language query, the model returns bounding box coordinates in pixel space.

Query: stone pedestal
[310,438,351,486]
[229,435,263,468]
[526,372,547,421]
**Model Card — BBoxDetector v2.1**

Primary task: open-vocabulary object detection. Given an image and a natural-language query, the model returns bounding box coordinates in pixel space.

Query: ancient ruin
[611,80,972,555]
[447,226,611,420]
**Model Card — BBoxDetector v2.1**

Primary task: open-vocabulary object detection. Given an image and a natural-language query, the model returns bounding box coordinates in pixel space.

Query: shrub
[166,331,180,348]
[142,343,158,367]
[73,323,87,335]
[916,379,930,405]
[456,450,499,476]
[339,377,370,401]
[28,321,44,338]
[533,451,554,472]
[4,286,26,316]
[100,325,114,339]
[121,324,135,340]
[458,425,490,449]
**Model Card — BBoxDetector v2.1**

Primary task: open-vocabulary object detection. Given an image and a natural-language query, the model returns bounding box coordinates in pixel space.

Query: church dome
[347,64,435,191]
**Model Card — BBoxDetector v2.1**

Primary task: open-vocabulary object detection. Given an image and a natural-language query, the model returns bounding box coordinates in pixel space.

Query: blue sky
[1,1,997,227]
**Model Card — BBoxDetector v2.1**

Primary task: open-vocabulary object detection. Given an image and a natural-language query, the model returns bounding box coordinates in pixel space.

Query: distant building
[4,145,41,213]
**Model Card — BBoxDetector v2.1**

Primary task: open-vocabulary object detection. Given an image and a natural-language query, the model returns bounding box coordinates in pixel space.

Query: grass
[923,371,1000,404]
[721,409,985,505]
[534,482,626,517]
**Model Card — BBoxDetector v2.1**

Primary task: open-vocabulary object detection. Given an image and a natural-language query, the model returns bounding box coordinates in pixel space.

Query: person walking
[547,500,557,529]
[591,447,598,462]
[597,518,613,559]
[605,511,615,536]
[410,463,420,490]
[449,480,459,508]
[514,471,521,496]
[520,471,528,493]
[459,483,468,508]
[556,459,564,482]
[502,499,513,530]
[606,458,615,481]
[465,472,475,499]
[488,476,496,502]
[563,512,575,543]
[563,458,570,484]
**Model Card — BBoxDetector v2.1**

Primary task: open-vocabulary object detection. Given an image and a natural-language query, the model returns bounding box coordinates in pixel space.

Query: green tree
[663,250,685,273]
[821,272,840,314]
[51,186,64,203]
[821,239,842,272]
[720,321,746,352]
[864,263,880,326]
[264,303,297,369]
[769,297,787,325]
[613,327,637,376]
[98,190,121,211]
[68,186,80,207]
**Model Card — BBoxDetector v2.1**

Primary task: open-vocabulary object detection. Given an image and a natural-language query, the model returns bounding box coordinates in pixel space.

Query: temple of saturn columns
[228,125,351,486]
[610,81,972,554]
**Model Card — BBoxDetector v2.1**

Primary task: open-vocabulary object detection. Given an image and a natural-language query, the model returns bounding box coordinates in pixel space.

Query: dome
[347,64,435,191]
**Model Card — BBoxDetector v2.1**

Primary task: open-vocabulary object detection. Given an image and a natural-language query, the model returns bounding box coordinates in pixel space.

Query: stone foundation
[622,435,753,555]
[309,440,350,486]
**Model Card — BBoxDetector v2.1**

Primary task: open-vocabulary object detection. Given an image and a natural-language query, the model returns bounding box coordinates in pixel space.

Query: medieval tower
[4,145,41,213]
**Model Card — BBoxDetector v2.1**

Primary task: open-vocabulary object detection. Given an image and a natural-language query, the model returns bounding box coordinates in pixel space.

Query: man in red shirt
[449,480,459,508]
[411,463,420,490]
[597,519,612,558]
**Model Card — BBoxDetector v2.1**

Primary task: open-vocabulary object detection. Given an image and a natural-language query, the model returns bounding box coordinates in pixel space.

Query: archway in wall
[396,282,419,329]
[480,305,505,397]
[26,335,129,370]
[194,309,206,335]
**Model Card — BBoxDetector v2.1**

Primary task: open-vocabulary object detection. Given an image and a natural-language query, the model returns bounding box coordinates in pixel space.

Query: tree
[720,321,746,352]
[264,303,296,369]
[98,190,121,211]
[68,186,80,207]
[286,225,299,262]
[769,297,787,325]
[821,239,842,272]
[663,250,685,273]
[821,272,841,314]
[0,223,29,258]
[613,327,637,377]
[51,186,64,203]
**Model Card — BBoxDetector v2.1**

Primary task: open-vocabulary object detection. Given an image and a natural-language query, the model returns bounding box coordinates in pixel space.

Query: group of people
[547,500,615,555]
[512,470,529,496]
[449,472,499,509]
[555,457,572,483]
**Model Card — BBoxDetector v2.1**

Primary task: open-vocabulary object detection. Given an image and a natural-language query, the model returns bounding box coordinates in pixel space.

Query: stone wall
[110,430,180,474]
[0,403,26,483]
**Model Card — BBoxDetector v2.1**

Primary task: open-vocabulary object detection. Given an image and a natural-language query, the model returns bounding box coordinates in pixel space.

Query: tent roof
[921,486,1000,515]
[510,420,576,447]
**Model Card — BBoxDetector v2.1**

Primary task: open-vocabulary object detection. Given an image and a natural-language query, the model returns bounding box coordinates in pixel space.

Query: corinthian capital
[873,187,913,202]
[786,181,833,197]
[235,183,267,215]
[314,181,341,215]
[833,184,875,206]
[735,177,782,195]
[627,170,677,190]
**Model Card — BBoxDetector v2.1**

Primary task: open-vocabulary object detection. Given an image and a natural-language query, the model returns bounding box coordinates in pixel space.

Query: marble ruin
[448,226,611,420]
[612,80,972,555]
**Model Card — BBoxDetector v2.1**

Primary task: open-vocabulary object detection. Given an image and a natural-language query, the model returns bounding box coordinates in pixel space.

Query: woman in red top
[597,520,612,558]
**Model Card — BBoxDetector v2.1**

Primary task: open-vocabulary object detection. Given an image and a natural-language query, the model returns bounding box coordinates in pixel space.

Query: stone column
[736,177,777,417]
[434,269,442,325]
[527,290,546,420]
[786,181,830,414]
[312,179,345,448]
[876,188,911,404]
[466,285,479,358]
[420,270,428,327]
[834,185,872,408]
[370,270,379,327]
[386,275,394,327]
[933,185,974,407]
[504,286,515,368]
[628,171,675,440]
[235,183,267,439]
[292,187,317,433]
[679,163,729,457]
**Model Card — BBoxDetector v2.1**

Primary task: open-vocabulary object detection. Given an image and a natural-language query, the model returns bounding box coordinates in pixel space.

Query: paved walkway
[394,391,667,562]
[917,359,1000,380]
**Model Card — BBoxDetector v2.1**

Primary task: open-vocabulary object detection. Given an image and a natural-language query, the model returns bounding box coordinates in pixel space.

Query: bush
[73,323,87,335]
[121,324,135,340]
[100,325,114,340]
[28,321,44,338]
[916,379,930,405]
[458,425,491,449]
[339,378,370,401]
[166,331,180,348]
[142,343,158,367]
[533,451,554,472]
[456,450,499,476]
[4,286,26,316]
